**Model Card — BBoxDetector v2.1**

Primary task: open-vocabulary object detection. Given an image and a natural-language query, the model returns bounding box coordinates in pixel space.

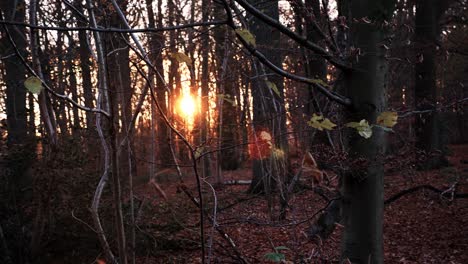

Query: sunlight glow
[177,94,197,120]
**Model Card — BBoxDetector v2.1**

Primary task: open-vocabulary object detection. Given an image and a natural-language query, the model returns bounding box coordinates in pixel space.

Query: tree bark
[213,3,241,171]
[147,0,173,168]
[414,0,452,169]
[75,0,95,131]
[340,1,394,263]
[66,36,80,135]
[248,0,288,194]
[200,0,211,178]
[0,1,32,262]
[86,1,118,262]
[0,0,29,157]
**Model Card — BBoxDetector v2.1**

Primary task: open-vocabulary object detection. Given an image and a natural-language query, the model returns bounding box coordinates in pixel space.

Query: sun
[178,94,197,119]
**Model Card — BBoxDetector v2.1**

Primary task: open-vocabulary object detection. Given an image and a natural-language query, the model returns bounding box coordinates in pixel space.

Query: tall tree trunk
[97,1,130,262]
[86,0,118,262]
[200,0,212,180]
[66,36,80,136]
[248,0,287,194]
[54,1,68,136]
[147,0,173,168]
[29,0,59,256]
[200,0,211,178]
[29,1,57,147]
[414,0,452,169]
[340,1,394,263]
[75,0,95,131]
[0,0,30,172]
[167,0,184,162]
[214,3,241,171]
[104,0,133,176]
[0,1,32,261]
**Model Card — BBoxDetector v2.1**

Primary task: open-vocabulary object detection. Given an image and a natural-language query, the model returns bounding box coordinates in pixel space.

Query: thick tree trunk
[414,0,451,169]
[0,1,32,261]
[0,0,29,146]
[340,1,393,263]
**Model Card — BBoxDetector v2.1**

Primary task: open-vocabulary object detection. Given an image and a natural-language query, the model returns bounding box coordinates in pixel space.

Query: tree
[147,0,177,174]
[200,0,211,179]
[2,0,466,262]
[247,0,288,195]
[0,0,30,180]
[339,1,394,262]
[0,1,31,262]
[303,0,331,148]
[75,0,95,131]
[226,0,395,261]
[214,2,241,171]
[414,0,454,169]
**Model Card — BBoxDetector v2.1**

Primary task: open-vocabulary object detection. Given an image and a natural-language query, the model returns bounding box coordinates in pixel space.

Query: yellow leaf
[266,81,281,97]
[310,113,324,122]
[24,76,43,94]
[235,29,256,47]
[307,114,335,131]
[194,147,204,159]
[307,113,324,131]
[271,148,285,160]
[358,126,373,139]
[171,52,192,66]
[320,118,337,130]
[346,119,372,139]
[377,111,398,128]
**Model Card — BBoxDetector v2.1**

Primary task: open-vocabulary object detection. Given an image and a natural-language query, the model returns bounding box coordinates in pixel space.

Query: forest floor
[17,144,468,264]
[125,144,468,263]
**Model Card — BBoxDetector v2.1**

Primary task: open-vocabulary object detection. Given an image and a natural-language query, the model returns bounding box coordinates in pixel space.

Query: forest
[0,0,467,263]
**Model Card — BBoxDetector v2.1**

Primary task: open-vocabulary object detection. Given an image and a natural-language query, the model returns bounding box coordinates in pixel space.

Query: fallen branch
[223,180,251,185]
[303,184,468,244]
[384,184,468,205]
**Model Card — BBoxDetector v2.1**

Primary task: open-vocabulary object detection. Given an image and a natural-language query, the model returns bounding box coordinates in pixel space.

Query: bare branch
[220,1,352,106]
[0,19,226,33]
[384,185,468,205]
[399,97,468,118]
[233,0,351,70]
[0,16,110,118]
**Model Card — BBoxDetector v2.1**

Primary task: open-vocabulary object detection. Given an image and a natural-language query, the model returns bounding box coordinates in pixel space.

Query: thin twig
[0,16,110,118]
[0,19,226,33]
[233,0,350,70]
[220,0,352,106]
[71,210,97,233]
